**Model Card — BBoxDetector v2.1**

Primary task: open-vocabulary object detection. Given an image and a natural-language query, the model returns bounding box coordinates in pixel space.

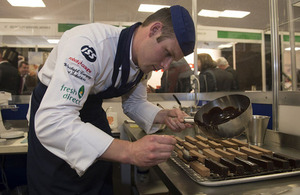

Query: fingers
[131,135,176,167]
[155,134,176,145]
[163,108,194,132]
[165,116,188,132]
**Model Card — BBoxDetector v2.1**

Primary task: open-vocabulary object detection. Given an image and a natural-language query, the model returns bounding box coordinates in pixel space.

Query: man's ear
[149,22,163,37]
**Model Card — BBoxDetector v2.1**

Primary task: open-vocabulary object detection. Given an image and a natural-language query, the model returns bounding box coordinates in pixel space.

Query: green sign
[58,23,82,32]
[283,35,300,42]
[218,31,262,40]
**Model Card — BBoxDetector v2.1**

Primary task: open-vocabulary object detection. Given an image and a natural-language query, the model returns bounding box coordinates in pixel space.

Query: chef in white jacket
[27,5,195,195]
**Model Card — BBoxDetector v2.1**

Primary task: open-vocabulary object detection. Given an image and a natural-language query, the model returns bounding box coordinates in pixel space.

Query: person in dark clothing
[217,57,239,90]
[0,48,19,94]
[17,60,30,95]
[197,53,234,92]
[148,58,193,93]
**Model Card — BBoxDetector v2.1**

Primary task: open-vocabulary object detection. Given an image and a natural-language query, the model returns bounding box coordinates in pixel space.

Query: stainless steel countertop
[123,123,300,195]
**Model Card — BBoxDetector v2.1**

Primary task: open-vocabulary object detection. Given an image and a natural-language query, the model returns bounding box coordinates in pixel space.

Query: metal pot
[185,94,252,139]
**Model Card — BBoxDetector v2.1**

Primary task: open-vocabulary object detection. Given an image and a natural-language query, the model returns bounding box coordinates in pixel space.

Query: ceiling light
[7,0,45,7]
[198,9,222,18]
[47,39,60,44]
[220,10,250,18]
[198,9,250,18]
[138,4,170,13]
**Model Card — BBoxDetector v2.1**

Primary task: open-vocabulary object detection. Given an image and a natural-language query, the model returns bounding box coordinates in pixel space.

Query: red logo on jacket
[68,57,91,73]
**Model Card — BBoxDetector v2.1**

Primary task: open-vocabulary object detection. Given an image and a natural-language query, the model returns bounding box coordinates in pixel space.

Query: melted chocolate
[197,106,243,127]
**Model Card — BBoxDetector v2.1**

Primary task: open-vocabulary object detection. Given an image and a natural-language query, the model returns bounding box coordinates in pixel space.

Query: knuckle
[148,145,156,152]
[148,153,156,161]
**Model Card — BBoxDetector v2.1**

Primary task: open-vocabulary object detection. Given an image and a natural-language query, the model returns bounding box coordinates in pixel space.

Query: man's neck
[131,25,145,65]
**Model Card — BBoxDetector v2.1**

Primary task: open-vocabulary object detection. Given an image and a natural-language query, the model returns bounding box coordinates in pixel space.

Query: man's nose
[161,57,173,71]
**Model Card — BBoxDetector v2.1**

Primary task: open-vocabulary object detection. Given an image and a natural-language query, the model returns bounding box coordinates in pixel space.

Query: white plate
[0,131,25,139]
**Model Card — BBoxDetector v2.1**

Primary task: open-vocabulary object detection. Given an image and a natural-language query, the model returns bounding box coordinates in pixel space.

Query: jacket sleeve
[122,73,163,134]
[35,36,114,176]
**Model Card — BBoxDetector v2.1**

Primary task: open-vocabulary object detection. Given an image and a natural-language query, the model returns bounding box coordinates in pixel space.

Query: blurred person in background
[198,53,234,92]
[148,58,193,93]
[216,56,239,90]
[0,48,19,94]
[17,60,30,95]
[18,61,39,95]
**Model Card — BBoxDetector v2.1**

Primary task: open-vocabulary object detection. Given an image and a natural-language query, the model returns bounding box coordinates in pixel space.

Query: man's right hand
[100,134,176,167]
[128,134,176,167]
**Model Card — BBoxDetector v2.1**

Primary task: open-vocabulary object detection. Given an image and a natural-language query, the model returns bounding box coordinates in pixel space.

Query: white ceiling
[0,0,300,47]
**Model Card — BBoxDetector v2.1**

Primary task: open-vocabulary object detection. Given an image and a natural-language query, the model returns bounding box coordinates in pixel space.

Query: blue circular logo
[81,45,97,62]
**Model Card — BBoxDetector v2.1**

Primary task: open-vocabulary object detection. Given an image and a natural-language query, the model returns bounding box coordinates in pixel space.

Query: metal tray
[170,152,300,187]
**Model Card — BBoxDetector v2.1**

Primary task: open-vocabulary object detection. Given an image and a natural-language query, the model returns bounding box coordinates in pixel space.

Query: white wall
[278,105,300,136]
[147,70,163,89]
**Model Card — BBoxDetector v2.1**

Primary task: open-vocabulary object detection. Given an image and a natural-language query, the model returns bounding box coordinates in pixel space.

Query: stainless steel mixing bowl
[193,94,252,139]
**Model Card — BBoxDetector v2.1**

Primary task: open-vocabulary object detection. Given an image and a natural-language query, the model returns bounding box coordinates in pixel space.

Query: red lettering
[68,57,92,73]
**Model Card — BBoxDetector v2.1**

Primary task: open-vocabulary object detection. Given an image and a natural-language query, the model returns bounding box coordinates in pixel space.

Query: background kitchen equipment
[0,91,24,139]
[246,115,270,146]
[185,94,252,139]
[173,94,200,116]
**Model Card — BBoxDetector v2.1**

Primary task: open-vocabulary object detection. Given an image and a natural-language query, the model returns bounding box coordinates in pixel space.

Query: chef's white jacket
[33,23,162,176]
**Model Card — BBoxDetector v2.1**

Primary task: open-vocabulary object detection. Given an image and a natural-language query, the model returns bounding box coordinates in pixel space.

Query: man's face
[135,23,184,74]
[218,65,226,70]
[19,63,29,76]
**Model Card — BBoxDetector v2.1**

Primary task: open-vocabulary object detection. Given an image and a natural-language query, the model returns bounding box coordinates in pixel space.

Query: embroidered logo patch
[78,85,85,99]
[60,84,85,105]
[81,45,97,62]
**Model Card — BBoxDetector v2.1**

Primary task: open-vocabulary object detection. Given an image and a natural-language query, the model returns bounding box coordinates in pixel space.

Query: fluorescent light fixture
[220,10,250,18]
[7,0,45,7]
[285,47,300,51]
[198,9,222,18]
[198,9,250,18]
[218,44,233,49]
[138,4,170,13]
[47,39,60,44]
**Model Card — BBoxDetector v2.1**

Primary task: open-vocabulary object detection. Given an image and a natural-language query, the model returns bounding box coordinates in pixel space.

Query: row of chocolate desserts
[174,135,300,179]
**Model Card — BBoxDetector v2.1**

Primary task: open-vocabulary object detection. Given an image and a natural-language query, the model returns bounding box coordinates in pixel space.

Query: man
[216,57,239,91]
[0,48,19,94]
[148,58,193,93]
[17,60,29,94]
[27,5,195,194]
[17,61,39,95]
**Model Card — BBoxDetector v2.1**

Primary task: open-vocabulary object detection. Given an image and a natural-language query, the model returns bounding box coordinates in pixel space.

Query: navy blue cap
[170,5,195,56]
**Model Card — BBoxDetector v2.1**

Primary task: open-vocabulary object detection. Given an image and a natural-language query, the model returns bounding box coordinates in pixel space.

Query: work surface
[123,123,300,195]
